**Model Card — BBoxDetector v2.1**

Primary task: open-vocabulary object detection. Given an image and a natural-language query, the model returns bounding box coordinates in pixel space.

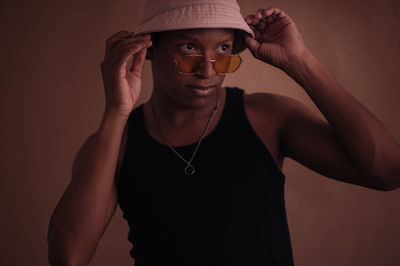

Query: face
[150,28,235,109]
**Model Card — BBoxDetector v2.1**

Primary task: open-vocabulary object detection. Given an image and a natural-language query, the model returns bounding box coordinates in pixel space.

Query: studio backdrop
[0,0,399,265]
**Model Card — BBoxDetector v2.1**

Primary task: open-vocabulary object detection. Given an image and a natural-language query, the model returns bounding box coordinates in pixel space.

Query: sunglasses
[160,43,242,75]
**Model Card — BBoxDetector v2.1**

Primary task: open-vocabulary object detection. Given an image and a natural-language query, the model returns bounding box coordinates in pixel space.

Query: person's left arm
[244,7,400,191]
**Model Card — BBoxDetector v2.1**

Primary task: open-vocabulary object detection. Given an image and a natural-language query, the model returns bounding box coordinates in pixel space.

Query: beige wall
[1,0,400,265]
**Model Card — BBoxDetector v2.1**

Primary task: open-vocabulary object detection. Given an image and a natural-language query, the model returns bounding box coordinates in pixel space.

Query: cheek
[152,58,187,88]
[158,64,184,84]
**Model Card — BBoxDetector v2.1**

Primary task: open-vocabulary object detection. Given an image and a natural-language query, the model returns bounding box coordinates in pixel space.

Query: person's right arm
[47,113,127,266]
[47,30,153,266]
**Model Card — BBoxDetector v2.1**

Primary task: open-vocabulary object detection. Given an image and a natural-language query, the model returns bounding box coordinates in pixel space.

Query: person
[47,0,400,265]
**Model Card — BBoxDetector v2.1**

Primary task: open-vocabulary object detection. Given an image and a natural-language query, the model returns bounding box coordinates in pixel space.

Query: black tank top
[116,87,295,266]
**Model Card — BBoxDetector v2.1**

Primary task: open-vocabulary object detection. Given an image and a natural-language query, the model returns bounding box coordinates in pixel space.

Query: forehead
[158,28,235,42]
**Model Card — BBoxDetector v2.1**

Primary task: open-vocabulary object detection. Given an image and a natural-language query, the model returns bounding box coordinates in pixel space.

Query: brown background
[1,0,400,265]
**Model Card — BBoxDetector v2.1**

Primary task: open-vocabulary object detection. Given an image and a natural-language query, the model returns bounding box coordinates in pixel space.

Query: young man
[47,0,400,265]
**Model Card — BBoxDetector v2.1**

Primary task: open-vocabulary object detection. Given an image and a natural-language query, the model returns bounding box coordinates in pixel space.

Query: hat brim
[135,4,254,54]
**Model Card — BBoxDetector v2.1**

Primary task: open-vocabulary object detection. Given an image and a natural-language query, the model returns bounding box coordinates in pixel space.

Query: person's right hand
[100,31,152,117]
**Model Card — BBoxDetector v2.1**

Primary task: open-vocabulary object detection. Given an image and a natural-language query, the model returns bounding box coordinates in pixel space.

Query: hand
[100,31,152,117]
[244,7,307,70]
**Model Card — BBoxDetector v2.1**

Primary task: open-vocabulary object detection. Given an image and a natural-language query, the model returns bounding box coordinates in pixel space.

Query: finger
[254,28,262,40]
[256,17,268,32]
[105,34,151,63]
[248,24,256,34]
[263,7,287,19]
[245,14,263,28]
[105,31,132,55]
[255,8,268,19]
[255,7,287,25]
[243,34,259,55]
[112,34,151,51]
[129,47,148,77]
[245,18,259,38]
[251,15,262,27]
[245,15,257,34]
[102,40,152,76]
[244,14,254,24]
[255,7,289,33]
[118,40,152,75]
[125,33,151,41]
[265,15,276,24]
[246,15,267,37]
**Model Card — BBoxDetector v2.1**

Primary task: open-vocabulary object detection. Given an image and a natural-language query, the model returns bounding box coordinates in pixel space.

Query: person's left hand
[244,7,307,70]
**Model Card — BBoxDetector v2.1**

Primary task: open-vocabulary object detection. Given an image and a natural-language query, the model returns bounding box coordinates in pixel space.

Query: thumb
[244,35,259,54]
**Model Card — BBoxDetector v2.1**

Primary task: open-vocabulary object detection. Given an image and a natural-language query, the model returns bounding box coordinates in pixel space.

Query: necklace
[150,92,220,175]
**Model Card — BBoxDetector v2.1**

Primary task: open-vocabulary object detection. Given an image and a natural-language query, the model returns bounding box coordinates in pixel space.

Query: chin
[180,85,222,109]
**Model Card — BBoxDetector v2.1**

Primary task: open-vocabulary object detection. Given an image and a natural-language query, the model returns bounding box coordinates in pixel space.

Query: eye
[217,44,231,54]
[179,43,195,52]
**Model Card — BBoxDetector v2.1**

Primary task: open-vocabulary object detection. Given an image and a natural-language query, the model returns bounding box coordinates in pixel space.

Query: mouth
[186,85,217,96]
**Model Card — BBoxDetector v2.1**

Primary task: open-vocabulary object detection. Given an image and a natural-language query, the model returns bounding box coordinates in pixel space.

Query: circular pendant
[184,165,195,175]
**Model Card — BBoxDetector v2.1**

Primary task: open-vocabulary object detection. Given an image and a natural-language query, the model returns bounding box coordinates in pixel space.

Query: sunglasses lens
[215,55,241,74]
[177,56,204,73]
[177,55,241,74]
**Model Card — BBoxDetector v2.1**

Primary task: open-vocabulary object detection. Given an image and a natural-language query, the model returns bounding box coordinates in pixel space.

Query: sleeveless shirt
[116,87,295,266]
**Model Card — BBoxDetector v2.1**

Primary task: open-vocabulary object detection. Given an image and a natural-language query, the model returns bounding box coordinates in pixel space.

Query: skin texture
[120,7,400,191]
[143,29,234,147]
[47,6,400,266]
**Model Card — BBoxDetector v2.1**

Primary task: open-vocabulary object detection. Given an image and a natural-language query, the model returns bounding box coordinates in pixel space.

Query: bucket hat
[134,0,255,53]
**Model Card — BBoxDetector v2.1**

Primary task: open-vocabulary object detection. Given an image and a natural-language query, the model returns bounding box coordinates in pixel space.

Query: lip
[187,85,216,90]
[186,85,216,96]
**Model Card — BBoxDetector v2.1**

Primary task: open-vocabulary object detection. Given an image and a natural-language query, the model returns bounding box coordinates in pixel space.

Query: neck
[150,86,223,127]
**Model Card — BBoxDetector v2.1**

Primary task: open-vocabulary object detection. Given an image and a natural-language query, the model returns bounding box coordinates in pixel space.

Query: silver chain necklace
[150,93,220,175]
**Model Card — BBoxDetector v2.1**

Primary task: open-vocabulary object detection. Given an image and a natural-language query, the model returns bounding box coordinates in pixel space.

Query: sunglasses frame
[159,42,242,75]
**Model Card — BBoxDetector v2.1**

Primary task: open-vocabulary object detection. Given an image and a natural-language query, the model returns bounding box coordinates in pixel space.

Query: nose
[195,58,218,79]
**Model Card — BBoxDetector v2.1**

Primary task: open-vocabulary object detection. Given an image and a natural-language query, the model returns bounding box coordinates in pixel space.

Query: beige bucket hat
[134,0,255,53]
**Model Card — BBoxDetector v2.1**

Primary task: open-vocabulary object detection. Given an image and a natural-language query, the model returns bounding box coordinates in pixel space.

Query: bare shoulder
[243,91,300,118]
[243,91,302,169]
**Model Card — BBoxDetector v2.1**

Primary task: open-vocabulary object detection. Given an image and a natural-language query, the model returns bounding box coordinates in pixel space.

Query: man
[47,1,400,265]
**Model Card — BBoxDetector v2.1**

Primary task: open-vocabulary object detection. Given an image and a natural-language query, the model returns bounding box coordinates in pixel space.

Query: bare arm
[281,49,400,191]
[47,29,152,266]
[244,7,400,191]
[47,113,128,265]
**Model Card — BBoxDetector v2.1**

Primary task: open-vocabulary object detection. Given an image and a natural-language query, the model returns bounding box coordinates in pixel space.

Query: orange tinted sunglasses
[160,43,242,75]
